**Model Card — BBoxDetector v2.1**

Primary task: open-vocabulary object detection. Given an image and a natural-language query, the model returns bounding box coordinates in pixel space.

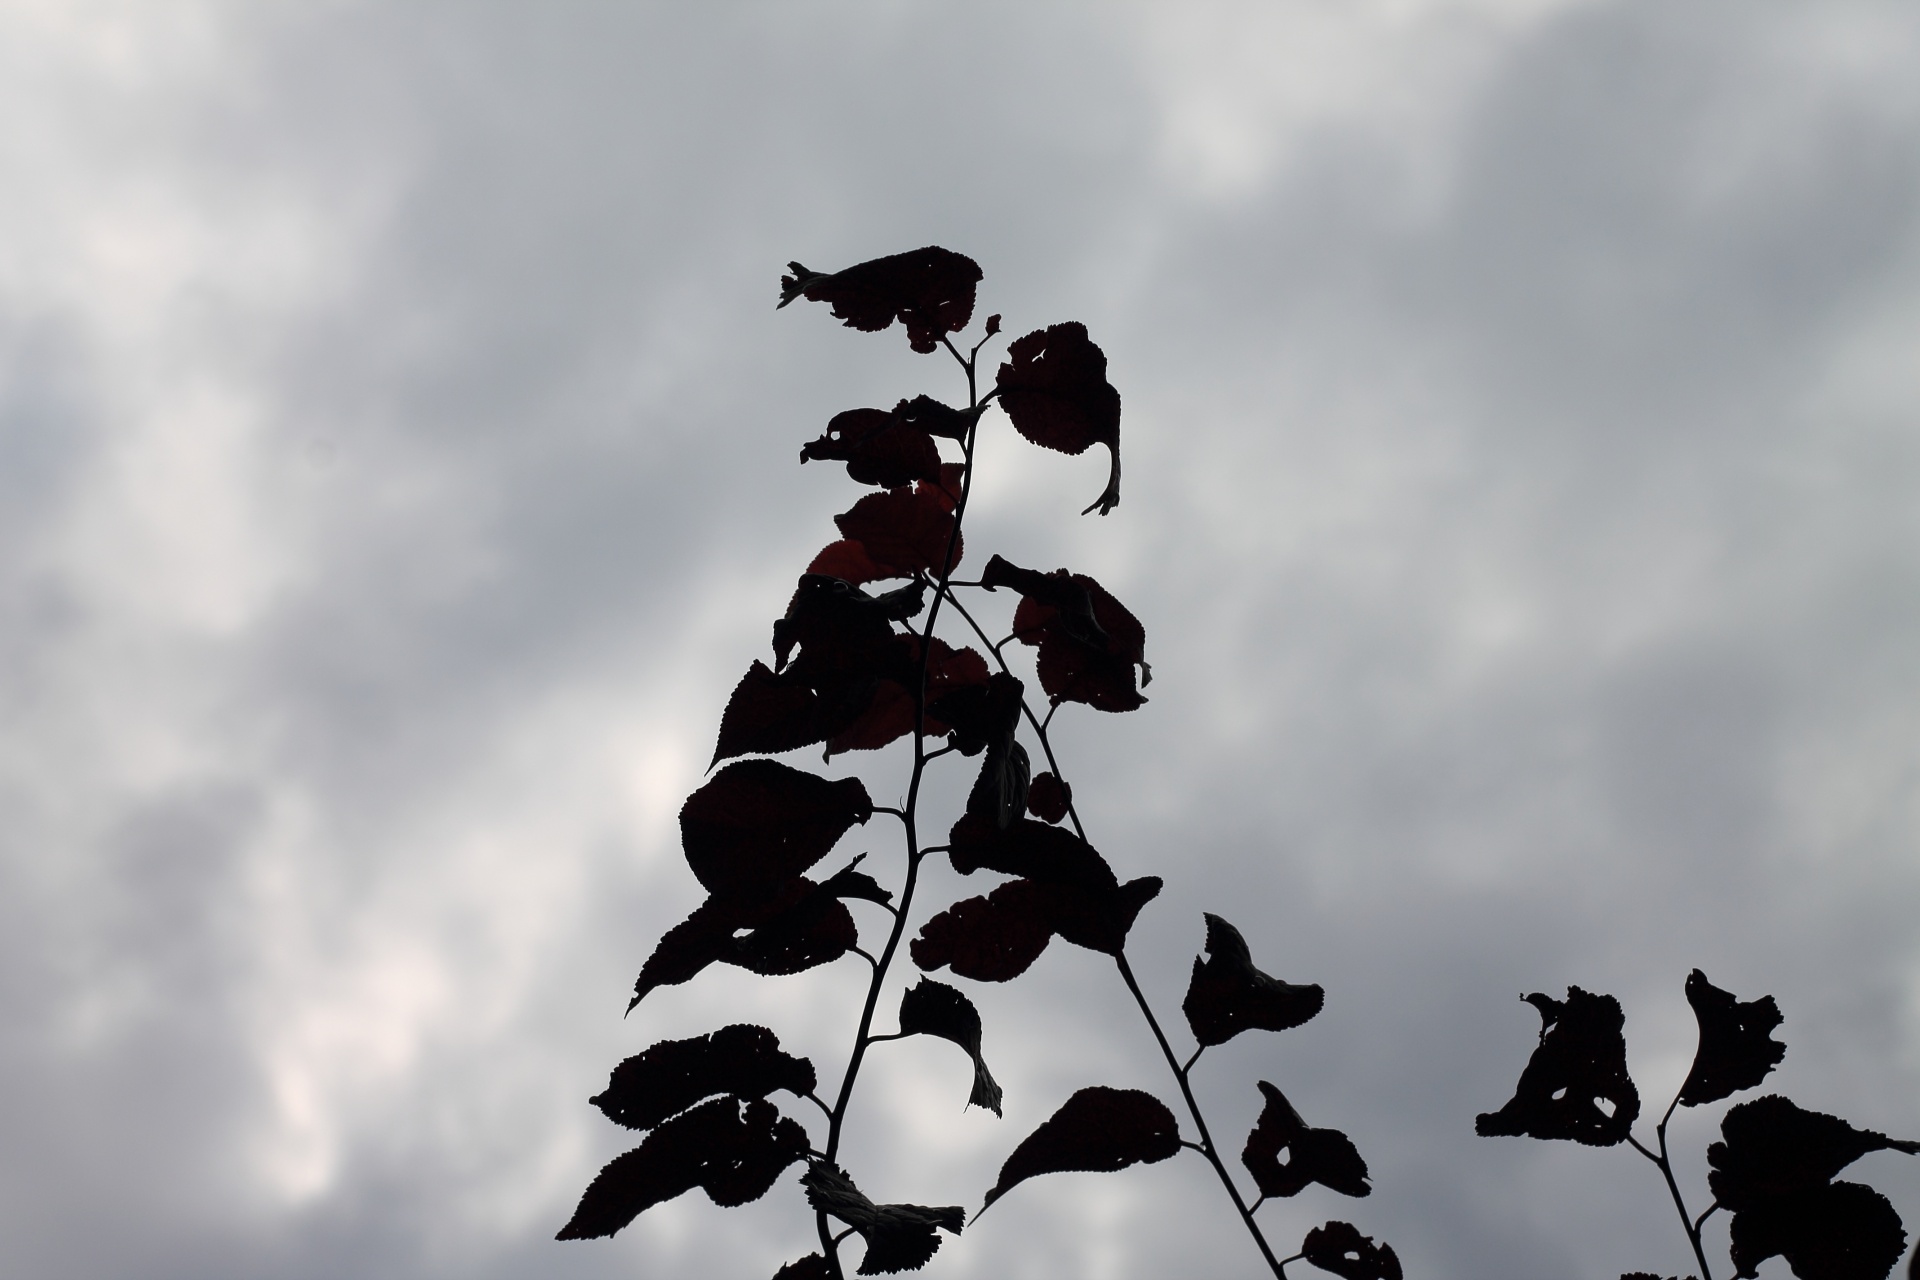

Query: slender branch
[849,946,877,969]
[1250,1194,1267,1214]
[1694,1200,1720,1233]
[805,1092,833,1119]
[1182,1045,1206,1075]
[863,1031,911,1045]
[1624,1085,1715,1280]
[872,805,907,821]
[1181,1139,1208,1154]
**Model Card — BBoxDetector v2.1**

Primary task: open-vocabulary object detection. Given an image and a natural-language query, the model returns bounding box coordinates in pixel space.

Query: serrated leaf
[800,407,943,489]
[1678,969,1786,1107]
[825,637,990,759]
[933,814,1161,959]
[911,880,1055,981]
[713,661,870,766]
[1241,1081,1370,1198]
[981,1086,1179,1213]
[680,760,872,903]
[1475,988,1640,1146]
[1620,1273,1693,1279]
[834,482,964,579]
[965,740,1030,831]
[1708,1095,1920,1210]
[1300,1221,1403,1280]
[1181,914,1324,1047]
[772,1256,834,1280]
[802,1163,964,1274]
[774,575,922,682]
[993,322,1122,514]
[779,248,982,354]
[1025,771,1071,824]
[983,556,1147,711]
[591,1024,815,1132]
[1728,1180,1907,1280]
[898,979,1002,1115]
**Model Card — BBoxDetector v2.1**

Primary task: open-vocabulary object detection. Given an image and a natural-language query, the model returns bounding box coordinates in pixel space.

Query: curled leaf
[893,394,983,442]
[898,978,1003,1115]
[680,760,872,903]
[803,1163,964,1275]
[994,322,1122,514]
[1025,771,1072,824]
[1678,969,1786,1107]
[1241,1081,1370,1198]
[800,407,942,489]
[980,1086,1180,1213]
[1300,1221,1403,1280]
[1475,988,1640,1146]
[591,1024,815,1132]
[779,248,983,354]
[966,740,1031,831]
[1181,913,1324,1047]
[983,555,1147,711]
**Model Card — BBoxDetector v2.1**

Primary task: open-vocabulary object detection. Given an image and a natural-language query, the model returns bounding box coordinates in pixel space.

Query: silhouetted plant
[1478,971,1919,1280]
[557,247,1396,1278]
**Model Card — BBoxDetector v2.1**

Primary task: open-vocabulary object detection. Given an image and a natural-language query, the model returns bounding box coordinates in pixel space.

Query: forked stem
[1627,1089,1715,1280]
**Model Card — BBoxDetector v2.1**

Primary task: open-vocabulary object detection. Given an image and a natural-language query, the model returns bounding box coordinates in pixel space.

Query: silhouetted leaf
[729,888,859,977]
[983,556,1147,711]
[1241,1081,1370,1198]
[591,1024,815,1132]
[1300,1221,1403,1280]
[807,539,899,586]
[557,1097,807,1239]
[993,322,1122,514]
[941,813,1162,956]
[780,248,982,354]
[772,1256,834,1280]
[801,407,943,489]
[1678,969,1786,1107]
[803,1162,964,1274]
[897,978,1003,1115]
[966,740,1030,830]
[680,760,872,903]
[1709,1095,1920,1211]
[928,670,1024,758]
[1181,914,1324,1048]
[835,482,964,579]
[893,394,982,442]
[774,575,923,681]
[629,898,736,1008]
[1025,771,1071,824]
[911,879,1055,981]
[825,637,991,758]
[1729,1180,1907,1280]
[714,661,870,766]
[980,1086,1180,1213]
[1476,988,1640,1146]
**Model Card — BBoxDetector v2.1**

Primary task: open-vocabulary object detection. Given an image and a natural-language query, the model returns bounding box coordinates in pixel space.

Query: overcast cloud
[3,3,1920,1277]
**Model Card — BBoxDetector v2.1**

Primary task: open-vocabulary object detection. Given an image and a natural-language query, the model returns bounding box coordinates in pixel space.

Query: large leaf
[1727,1180,1906,1280]
[1677,969,1786,1107]
[779,248,982,354]
[774,575,923,681]
[1709,1095,1920,1209]
[993,322,1123,514]
[1475,988,1640,1146]
[1300,1221,1403,1280]
[897,978,1002,1115]
[556,1096,807,1239]
[834,482,964,579]
[591,1024,815,1132]
[1241,1081,1370,1198]
[680,760,872,902]
[980,1086,1180,1212]
[713,661,871,765]
[802,1163,964,1275]
[800,406,943,489]
[1181,914,1324,1047]
[983,555,1148,711]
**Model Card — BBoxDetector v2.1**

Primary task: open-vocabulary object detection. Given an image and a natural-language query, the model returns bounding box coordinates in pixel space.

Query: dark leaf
[1709,1095,1920,1211]
[802,1163,964,1275]
[557,1097,807,1239]
[1241,1081,1370,1198]
[816,858,895,907]
[680,760,872,903]
[629,898,735,1008]
[713,661,869,766]
[1679,969,1786,1107]
[1475,988,1640,1146]
[965,740,1030,830]
[729,890,859,977]
[1620,1274,1693,1279]
[993,322,1122,514]
[984,556,1147,711]
[591,1024,815,1132]
[774,575,922,680]
[1300,1221,1404,1280]
[981,1086,1180,1213]
[1181,913,1325,1047]
[800,407,942,489]
[897,978,1003,1115]
[779,248,983,354]
[1026,771,1072,824]
[807,539,900,586]
[911,879,1055,982]
[943,813,1161,956]
[772,1257,834,1280]
[984,313,1001,336]
[1042,873,1162,955]
[825,637,990,759]
[928,670,1024,758]
[893,394,982,442]
[834,483,964,579]
[1728,1180,1907,1280]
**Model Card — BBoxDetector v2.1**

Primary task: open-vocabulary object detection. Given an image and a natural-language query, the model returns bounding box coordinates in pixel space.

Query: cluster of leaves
[1478,970,1918,1280]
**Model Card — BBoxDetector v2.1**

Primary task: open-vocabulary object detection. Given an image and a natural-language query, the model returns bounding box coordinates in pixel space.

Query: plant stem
[1627,1090,1714,1280]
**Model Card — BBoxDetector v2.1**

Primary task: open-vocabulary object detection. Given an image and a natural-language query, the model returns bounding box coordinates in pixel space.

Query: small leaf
[983,556,1147,711]
[1728,1180,1907,1280]
[993,322,1122,514]
[1181,914,1324,1047]
[779,248,983,354]
[898,979,1003,1115]
[835,483,964,579]
[965,740,1030,831]
[984,313,1001,336]
[772,1257,835,1280]
[591,1024,816,1132]
[911,880,1055,981]
[680,760,872,903]
[1678,969,1786,1107]
[1300,1221,1403,1280]
[1708,1095,1920,1211]
[629,898,736,1008]
[1241,1081,1371,1198]
[1475,988,1640,1146]
[803,1163,964,1274]
[928,670,1024,758]
[981,1086,1179,1213]
[800,407,942,489]
[1026,771,1072,824]
[893,394,982,442]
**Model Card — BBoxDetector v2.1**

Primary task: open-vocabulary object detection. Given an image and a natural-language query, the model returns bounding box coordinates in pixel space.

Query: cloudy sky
[4,2,1920,1277]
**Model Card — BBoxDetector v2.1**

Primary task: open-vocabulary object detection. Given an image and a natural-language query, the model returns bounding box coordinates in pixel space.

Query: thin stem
[872,805,907,821]
[1627,1089,1715,1280]
[863,1031,910,1045]
[1694,1201,1720,1233]
[1115,952,1290,1279]
[805,1092,833,1119]
[1250,1194,1267,1214]
[1182,1045,1206,1075]
[849,946,877,968]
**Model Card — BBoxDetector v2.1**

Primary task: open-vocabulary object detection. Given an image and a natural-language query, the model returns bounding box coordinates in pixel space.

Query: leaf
[928,669,1024,758]
[1181,914,1325,1047]
[1708,1095,1920,1211]
[993,322,1123,514]
[941,813,1162,956]
[772,1257,835,1280]
[557,1096,807,1239]
[680,760,872,903]
[1727,1180,1907,1280]
[1026,771,1072,824]
[898,978,1003,1115]
[834,482,964,578]
[1475,988,1640,1146]
[807,539,901,586]
[774,575,923,681]
[713,661,869,766]
[894,394,983,442]
[1678,969,1786,1107]
[779,248,983,354]
[728,888,860,977]
[1300,1221,1404,1280]
[966,740,1030,831]
[980,1086,1180,1213]
[1240,1081,1371,1198]
[911,879,1055,981]
[982,555,1148,712]
[1620,1273,1694,1279]
[629,898,737,1008]
[802,1162,964,1275]
[591,1024,816,1132]
[800,407,943,489]
[825,637,991,759]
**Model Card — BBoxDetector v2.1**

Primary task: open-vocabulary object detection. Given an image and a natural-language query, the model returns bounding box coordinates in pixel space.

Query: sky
[3,2,1919,1277]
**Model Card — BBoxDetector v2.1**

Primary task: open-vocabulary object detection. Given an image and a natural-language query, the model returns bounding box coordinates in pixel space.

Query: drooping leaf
[983,555,1147,711]
[1299,1221,1404,1280]
[897,978,1003,1115]
[1727,1180,1907,1280]
[802,1162,964,1275]
[591,1024,816,1132]
[981,1086,1180,1213]
[911,879,1055,981]
[680,760,872,903]
[629,898,736,1008]
[966,740,1030,831]
[993,322,1122,514]
[772,1256,835,1280]
[1026,771,1072,824]
[1678,969,1786,1107]
[779,248,982,354]
[557,1096,807,1239]
[1708,1095,1920,1211]
[941,813,1162,956]
[1475,988,1640,1146]
[800,407,943,489]
[1241,1081,1371,1198]
[834,482,964,579]
[1181,914,1324,1047]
